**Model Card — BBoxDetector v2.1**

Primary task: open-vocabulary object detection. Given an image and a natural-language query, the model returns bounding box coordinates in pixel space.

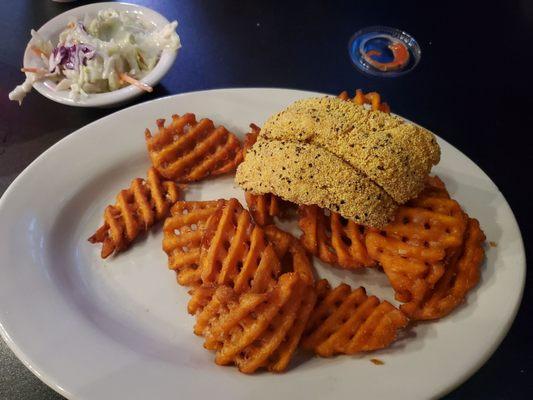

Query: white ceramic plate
[0,88,525,400]
[22,2,178,107]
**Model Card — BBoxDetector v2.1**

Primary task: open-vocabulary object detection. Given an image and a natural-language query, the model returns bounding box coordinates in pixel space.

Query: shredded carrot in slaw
[30,45,49,58]
[119,73,153,92]
[21,67,48,74]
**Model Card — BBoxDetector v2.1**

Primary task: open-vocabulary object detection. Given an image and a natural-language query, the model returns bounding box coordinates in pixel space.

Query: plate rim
[0,87,526,400]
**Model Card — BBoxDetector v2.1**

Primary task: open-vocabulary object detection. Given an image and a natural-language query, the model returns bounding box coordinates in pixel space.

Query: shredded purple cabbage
[49,43,95,73]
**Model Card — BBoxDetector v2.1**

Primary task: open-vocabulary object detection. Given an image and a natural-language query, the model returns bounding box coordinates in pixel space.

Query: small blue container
[349,26,421,77]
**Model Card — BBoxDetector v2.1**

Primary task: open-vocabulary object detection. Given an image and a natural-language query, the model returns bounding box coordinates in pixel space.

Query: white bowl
[22,2,179,107]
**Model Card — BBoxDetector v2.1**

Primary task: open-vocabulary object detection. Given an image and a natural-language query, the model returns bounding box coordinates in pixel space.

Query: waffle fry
[198,198,282,293]
[242,123,261,157]
[401,218,485,320]
[365,177,470,317]
[162,200,223,286]
[145,113,243,182]
[302,280,408,357]
[245,192,289,226]
[264,225,315,285]
[187,285,216,315]
[193,272,316,373]
[89,167,180,258]
[175,199,313,293]
[268,282,316,372]
[298,205,374,269]
[338,89,391,113]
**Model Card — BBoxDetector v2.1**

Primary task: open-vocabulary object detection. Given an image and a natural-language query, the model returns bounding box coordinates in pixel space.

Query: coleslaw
[9,8,181,104]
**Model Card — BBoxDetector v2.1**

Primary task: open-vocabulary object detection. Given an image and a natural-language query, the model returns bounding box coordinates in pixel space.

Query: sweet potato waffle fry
[198,198,278,292]
[365,177,475,319]
[245,192,291,226]
[192,272,316,373]
[162,200,223,286]
[89,167,180,258]
[145,113,243,182]
[187,285,216,315]
[338,89,391,113]
[298,205,374,269]
[198,198,314,292]
[242,123,261,157]
[400,218,485,320]
[264,225,315,285]
[302,279,408,357]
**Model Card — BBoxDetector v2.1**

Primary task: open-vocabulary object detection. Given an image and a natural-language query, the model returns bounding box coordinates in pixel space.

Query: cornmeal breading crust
[261,97,440,203]
[235,138,397,228]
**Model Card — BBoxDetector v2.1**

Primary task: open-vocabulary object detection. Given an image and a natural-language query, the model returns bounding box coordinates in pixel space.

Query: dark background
[1,0,532,398]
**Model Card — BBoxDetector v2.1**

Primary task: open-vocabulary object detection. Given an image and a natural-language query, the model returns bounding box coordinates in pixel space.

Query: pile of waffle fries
[88,90,485,373]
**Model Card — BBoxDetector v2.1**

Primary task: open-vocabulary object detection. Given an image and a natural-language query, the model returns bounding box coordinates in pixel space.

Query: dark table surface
[1,0,532,398]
